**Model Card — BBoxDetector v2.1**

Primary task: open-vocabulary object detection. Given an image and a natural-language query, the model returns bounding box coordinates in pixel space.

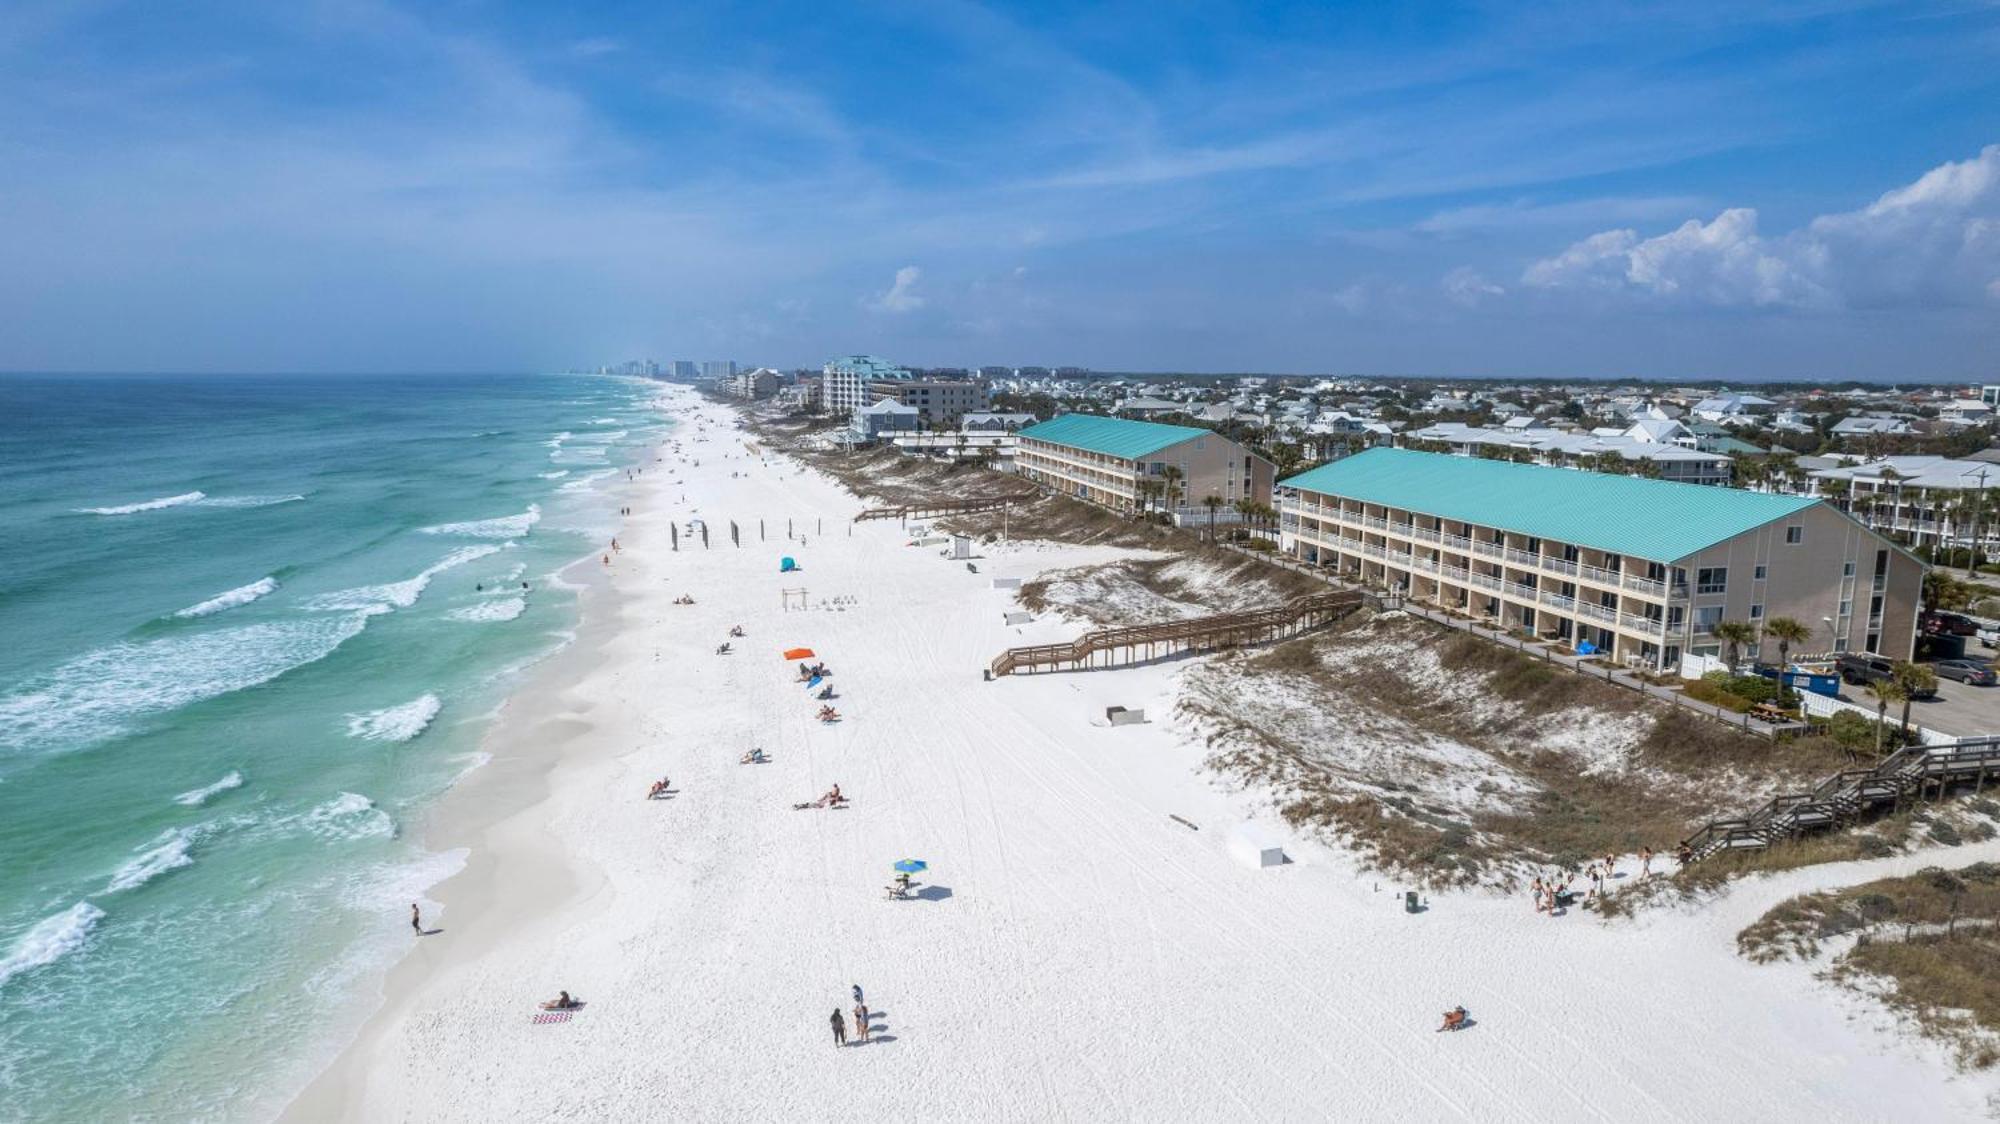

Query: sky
[0,1,1997,380]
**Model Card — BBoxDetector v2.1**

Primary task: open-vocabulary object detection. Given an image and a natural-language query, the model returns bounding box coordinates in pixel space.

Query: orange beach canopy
[783,648,816,660]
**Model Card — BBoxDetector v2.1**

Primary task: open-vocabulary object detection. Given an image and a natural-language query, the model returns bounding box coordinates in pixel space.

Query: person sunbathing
[541,991,580,1010]
[729,625,744,637]
[741,748,767,764]
[824,784,843,805]
[1439,1007,1467,1031]
[648,777,670,799]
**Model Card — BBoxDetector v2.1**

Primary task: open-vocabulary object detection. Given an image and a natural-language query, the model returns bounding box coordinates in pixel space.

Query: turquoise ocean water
[0,373,663,1121]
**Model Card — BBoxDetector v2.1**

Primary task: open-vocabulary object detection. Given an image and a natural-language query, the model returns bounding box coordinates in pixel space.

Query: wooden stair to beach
[988,590,1365,678]
[1685,736,2000,861]
[854,493,1038,523]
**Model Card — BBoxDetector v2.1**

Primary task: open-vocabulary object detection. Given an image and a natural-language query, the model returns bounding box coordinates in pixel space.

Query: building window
[1843,561,1855,577]
[1754,565,1767,580]
[1695,606,1724,631]
[1785,526,1803,544]
[1696,567,1727,594]
[1750,604,1764,619]
[1839,600,1852,616]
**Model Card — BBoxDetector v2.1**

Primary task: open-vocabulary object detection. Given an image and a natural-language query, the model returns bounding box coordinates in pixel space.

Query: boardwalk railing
[854,493,1037,523]
[1686,736,2000,861]
[989,590,1364,678]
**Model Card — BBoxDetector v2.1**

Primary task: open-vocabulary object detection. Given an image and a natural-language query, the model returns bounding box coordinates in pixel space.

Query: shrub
[1683,677,1754,713]
[1722,675,1780,705]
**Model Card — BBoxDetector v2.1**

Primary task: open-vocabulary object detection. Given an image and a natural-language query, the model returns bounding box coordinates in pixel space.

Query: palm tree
[1713,620,1759,669]
[1762,616,1812,701]
[1866,678,1908,758]
[1891,661,1938,742]
[1202,494,1223,540]
[1161,465,1185,516]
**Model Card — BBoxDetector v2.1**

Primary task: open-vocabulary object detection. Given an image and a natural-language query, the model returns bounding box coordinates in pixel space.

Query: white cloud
[1441,266,1505,306]
[870,265,925,313]
[1520,144,2000,310]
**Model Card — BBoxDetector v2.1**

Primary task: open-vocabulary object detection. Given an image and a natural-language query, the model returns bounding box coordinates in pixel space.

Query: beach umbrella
[893,859,928,874]
[783,648,816,660]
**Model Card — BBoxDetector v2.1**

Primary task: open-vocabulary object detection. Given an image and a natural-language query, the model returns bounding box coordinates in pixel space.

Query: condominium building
[1016,414,1274,512]
[723,367,780,400]
[1279,449,1922,669]
[822,354,912,418]
[867,377,988,426]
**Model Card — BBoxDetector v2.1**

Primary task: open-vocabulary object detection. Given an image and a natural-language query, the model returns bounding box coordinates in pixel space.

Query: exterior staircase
[1685,736,2000,861]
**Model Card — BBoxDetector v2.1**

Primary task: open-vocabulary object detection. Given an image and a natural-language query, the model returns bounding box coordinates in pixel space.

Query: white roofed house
[1402,421,1733,485]
[1691,393,1777,424]
[1830,415,1916,442]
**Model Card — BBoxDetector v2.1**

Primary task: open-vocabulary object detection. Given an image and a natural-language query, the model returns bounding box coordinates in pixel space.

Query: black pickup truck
[1837,653,1939,698]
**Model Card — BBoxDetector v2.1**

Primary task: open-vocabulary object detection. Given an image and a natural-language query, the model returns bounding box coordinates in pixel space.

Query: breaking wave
[173,577,278,619]
[0,615,376,755]
[77,491,205,515]
[106,826,206,893]
[345,694,441,742]
[419,505,540,540]
[0,902,105,990]
[303,545,500,613]
[173,771,244,806]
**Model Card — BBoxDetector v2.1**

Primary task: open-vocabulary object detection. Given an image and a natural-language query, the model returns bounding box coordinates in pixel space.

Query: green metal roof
[1018,413,1212,460]
[1280,448,1822,563]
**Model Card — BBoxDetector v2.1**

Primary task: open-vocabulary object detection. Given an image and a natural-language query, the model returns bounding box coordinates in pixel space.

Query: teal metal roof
[1018,413,1213,460]
[1280,448,1821,563]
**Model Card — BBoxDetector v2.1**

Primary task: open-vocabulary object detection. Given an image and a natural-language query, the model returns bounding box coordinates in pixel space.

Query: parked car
[1933,659,1998,686]
[1978,626,2000,650]
[1922,611,1978,637]
[1837,654,1941,698]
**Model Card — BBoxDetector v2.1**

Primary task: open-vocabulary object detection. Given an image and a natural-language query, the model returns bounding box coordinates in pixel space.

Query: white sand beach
[287,387,2000,1121]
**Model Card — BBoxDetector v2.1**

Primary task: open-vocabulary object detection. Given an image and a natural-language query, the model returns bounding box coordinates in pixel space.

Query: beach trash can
[1404,891,1420,913]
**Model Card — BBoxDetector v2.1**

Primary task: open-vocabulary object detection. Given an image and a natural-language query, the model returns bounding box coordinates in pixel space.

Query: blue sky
[1,1,1996,379]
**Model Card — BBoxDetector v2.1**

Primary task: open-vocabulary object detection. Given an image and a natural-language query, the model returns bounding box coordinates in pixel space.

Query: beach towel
[532,1011,574,1025]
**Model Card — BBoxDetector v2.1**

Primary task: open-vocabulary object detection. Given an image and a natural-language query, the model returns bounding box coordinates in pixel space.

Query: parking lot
[1897,657,2000,738]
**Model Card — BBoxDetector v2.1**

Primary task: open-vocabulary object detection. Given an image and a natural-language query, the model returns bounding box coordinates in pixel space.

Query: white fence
[1678,653,1729,680]
[1796,690,1957,746]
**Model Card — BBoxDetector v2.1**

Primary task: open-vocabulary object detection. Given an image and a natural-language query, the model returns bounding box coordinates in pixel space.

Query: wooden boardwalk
[989,590,1364,678]
[1686,736,2000,861]
[854,493,1037,523]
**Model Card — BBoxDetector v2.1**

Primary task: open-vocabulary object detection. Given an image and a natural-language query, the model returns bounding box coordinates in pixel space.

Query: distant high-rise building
[672,360,698,380]
[701,360,738,380]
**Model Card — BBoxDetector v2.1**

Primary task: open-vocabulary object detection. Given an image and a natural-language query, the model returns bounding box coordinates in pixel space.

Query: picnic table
[1749,703,1790,724]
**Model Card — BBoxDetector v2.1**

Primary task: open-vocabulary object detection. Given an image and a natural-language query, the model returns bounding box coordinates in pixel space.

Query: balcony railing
[1505,548,1541,568]
[1576,602,1619,624]
[1471,540,1504,559]
[1441,532,1472,551]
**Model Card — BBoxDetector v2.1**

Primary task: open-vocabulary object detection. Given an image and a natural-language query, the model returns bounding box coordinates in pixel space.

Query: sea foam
[77,491,205,515]
[0,616,375,754]
[174,771,244,806]
[106,826,204,893]
[447,597,525,623]
[174,577,278,619]
[299,793,395,841]
[346,694,441,742]
[419,505,539,540]
[0,902,104,990]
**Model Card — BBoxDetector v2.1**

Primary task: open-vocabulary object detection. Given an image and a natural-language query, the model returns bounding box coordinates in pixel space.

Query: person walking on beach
[410,903,422,935]
[854,1003,870,1043]
[1640,846,1654,878]
[830,1008,846,1047]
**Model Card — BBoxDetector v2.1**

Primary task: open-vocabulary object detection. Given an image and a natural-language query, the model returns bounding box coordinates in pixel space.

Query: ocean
[0,373,663,1121]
